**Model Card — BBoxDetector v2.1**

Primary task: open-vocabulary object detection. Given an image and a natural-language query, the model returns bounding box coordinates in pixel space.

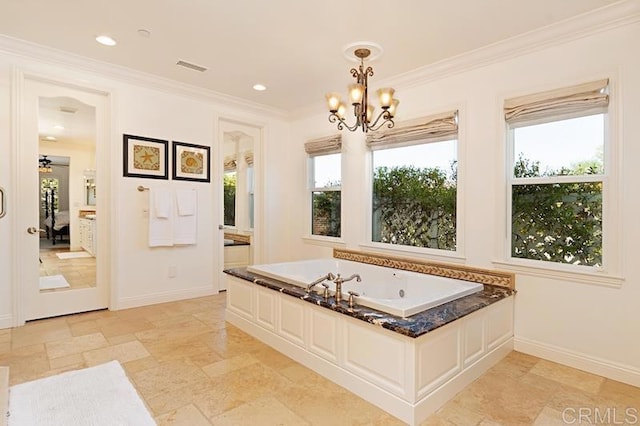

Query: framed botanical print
[123,134,169,179]
[172,141,211,182]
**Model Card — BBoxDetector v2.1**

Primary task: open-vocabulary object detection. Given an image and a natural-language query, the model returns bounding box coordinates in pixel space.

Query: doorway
[15,76,110,323]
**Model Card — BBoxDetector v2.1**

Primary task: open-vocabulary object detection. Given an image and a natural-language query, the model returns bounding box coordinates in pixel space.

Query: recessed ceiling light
[253,84,267,91]
[44,136,57,141]
[53,125,64,130]
[95,35,117,46]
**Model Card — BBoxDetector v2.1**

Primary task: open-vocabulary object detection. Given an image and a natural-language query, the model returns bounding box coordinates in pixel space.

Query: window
[506,79,609,268]
[368,111,458,251]
[306,135,342,238]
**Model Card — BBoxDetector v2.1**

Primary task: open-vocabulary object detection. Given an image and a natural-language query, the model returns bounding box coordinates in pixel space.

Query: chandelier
[38,155,52,173]
[325,47,399,132]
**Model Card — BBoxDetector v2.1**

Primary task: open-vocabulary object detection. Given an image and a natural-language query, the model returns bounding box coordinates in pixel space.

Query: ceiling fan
[39,155,53,173]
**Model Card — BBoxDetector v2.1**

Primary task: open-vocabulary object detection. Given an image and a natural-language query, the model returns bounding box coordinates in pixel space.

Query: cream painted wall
[287,23,640,384]
[0,48,291,326]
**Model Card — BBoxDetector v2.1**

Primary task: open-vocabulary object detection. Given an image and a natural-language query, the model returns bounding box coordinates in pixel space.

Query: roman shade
[304,135,342,156]
[366,110,458,150]
[504,79,609,127]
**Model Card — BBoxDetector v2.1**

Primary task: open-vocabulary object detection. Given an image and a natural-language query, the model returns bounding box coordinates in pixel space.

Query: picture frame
[123,134,169,179]
[172,141,211,182]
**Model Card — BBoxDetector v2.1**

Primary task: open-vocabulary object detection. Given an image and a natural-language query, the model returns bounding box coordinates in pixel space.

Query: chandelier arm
[365,66,374,77]
[329,113,359,132]
[367,110,394,131]
[369,119,395,132]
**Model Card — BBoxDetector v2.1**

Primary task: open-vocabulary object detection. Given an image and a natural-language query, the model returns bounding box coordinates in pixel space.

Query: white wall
[0,44,291,325]
[286,21,640,385]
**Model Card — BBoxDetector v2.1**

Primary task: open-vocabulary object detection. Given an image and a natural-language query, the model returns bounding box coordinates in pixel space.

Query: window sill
[358,242,466,264]
[491,259,624,288]
[302,235,347,248]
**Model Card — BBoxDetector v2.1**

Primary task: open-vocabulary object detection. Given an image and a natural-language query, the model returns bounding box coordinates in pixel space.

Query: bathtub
[247,258,483,317]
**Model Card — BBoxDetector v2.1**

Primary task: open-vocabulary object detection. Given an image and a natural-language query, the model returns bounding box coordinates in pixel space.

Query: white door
[18,77,109,321]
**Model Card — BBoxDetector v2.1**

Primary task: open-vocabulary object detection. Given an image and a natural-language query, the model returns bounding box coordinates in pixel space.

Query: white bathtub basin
[247,258,483,317]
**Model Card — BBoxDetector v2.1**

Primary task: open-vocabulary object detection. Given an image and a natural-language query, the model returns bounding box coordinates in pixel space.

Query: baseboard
[0,315,12,330]
[116,286,217,310]
[514,336,640,387]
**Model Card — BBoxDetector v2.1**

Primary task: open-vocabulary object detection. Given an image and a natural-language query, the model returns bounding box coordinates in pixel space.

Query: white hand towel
[154,189,172,218]
[149,189,173,247]
[174,190,197,245]
[176,189,196,216]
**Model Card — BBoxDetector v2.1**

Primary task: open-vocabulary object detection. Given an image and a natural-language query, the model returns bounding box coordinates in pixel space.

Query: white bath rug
[56,251,92,260]
[8,361,155,426]
[38,275,70,290]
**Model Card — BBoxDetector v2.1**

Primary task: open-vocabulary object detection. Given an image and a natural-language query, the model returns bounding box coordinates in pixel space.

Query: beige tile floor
[39,247,96,290]
[1,294,638,425]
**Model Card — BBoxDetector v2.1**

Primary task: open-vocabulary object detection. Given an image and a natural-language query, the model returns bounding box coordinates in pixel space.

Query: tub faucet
[333,273,361,303]
[306,272,336,292]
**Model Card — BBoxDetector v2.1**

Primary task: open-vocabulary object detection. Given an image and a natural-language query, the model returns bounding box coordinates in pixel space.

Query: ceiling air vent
[176,60,207,73]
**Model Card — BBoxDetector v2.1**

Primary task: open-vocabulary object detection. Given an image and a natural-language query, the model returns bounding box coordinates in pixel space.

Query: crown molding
[0,35,289,119]
[378,0,640,92]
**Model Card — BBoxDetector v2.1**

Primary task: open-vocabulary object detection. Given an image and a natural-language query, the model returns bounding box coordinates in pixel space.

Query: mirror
[221,127,256,273]
[84,170,96,206]
[223,131,254,231]
[38,96,97,291]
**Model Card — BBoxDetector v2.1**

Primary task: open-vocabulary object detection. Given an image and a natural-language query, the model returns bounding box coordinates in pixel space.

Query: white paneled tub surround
[225,273,514,426]
[247,259,484,317]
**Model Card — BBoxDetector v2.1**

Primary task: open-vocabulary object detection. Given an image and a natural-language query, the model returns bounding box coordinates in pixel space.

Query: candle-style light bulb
[377,88,395,109]
[325,92,341,113]
[388,99,399,118]
[366,105,374,123]
[348,83,365,105]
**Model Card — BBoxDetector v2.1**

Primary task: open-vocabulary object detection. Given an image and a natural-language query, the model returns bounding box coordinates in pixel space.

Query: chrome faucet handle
[321,282,330,299]
[347,291,360,308]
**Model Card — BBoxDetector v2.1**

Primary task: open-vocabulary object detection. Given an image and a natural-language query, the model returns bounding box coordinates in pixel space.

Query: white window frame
[362,109,465,261]
[495,80,623,287]
[306,152,343,242]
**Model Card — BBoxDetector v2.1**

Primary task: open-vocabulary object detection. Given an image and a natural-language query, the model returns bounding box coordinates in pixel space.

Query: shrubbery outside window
[306,135,342,238]
[366,111,459,251]
[505,79,610,268]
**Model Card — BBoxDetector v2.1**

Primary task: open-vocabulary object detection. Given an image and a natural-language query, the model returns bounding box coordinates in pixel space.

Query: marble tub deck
[225,267,516,338]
